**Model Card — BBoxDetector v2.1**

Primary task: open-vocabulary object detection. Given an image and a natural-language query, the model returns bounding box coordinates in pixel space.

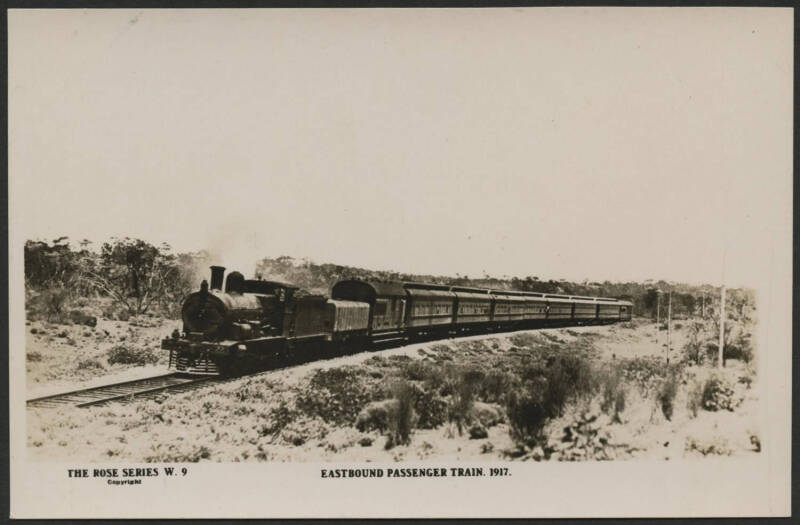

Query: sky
[8,8,793,288]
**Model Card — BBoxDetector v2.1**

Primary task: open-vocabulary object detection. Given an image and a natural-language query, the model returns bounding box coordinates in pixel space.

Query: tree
[643,288,660,318]
[683,320,708,365]
[679,293,697,317]
[79,238,190,315]
[24,237,80,290]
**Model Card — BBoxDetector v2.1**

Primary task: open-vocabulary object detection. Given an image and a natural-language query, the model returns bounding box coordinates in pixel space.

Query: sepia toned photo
[9,7,792,518]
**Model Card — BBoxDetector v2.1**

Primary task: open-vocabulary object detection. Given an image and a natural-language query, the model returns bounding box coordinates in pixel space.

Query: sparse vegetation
[385,380,417,449]
[106,344,159,366]
[145,445,212,463]
[504,347,599,450]
[657,372,679,421]
[295,367,377,425]
[446,366,484,436]
[700,374,738,412]
[506,375,551,449]
[410,386,448,429]
[683,321,706,365]
[599,366,626,423]
[356,400,396,434]
[76,357,105,371]
[24,242,759,463]
[687,379,704,418]
[550,412,616,461]
[27,319,760,463]
[685,436,732,457]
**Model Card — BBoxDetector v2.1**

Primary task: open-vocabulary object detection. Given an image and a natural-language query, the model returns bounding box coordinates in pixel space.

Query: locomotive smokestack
[209,266,225,291]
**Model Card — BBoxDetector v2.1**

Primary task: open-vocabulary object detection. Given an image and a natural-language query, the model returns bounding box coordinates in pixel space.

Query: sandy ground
[25,316,180,398]
[26,318,760,463]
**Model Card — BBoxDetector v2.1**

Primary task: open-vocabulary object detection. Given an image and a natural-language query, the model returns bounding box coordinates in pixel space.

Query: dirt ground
[26,318,760,463]
[25,316,180,398]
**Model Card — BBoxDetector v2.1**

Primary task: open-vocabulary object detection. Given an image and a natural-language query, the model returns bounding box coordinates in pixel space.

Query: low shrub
[76,357,105,371]
[685,436,732,456]
[551,411,616,461]
[534,352,596,415]
[508,332,544,349]
[687,380,704,418]
[506,376,550,448]
[233,381,269,402]
[738,373,754,389]
[27,288,71,322]
[386,380,417,449]
[279,417,328,446]
[363,355,388,368]
[27,351,43,362]
[704,340,754,365]
[412,387,448,429]
[421,362,451,394]
[106,344,159,366]
[682,322,706,365]
[68,309,97,327]
[723,336,754,364]
[259,401,299,438]
[145,445,212,463]
[469,402,505,427]
[356,399,396,433]
[480,369,513,404]
[620,356,680,394]
[402,360,431,381]
[657,372,679,421]
[296,367,377,425]
[506,350,599,449]
[704,343,720,364]
[701,375,738,412]
[446,366,485,435]
[73,297,90,307]
[599,366,626,423]
[468,423,488,439]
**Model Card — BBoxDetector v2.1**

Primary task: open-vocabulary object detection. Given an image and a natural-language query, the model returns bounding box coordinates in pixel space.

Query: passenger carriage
[451,287,492,333]
[572,296,598,324]
[403,283,457,339]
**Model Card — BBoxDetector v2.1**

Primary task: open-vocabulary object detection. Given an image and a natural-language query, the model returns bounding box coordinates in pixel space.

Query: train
[162,266,633,375]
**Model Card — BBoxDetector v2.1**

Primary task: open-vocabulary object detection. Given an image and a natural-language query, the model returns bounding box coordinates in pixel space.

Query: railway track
[26,373,220,409]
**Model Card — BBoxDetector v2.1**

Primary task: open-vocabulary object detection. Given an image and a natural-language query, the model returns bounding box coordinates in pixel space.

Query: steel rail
[26,373,218,409]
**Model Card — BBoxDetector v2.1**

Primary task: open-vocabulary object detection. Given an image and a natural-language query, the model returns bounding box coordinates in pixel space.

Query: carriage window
[374,302,388,316]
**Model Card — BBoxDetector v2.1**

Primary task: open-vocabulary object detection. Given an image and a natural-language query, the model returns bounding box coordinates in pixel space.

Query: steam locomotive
[162,266,633,375]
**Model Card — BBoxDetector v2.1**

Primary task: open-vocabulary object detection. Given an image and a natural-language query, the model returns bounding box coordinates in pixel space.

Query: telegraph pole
[718,286,726,368]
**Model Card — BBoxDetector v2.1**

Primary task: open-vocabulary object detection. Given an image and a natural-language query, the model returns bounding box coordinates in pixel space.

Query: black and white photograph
[8,7,792,518]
